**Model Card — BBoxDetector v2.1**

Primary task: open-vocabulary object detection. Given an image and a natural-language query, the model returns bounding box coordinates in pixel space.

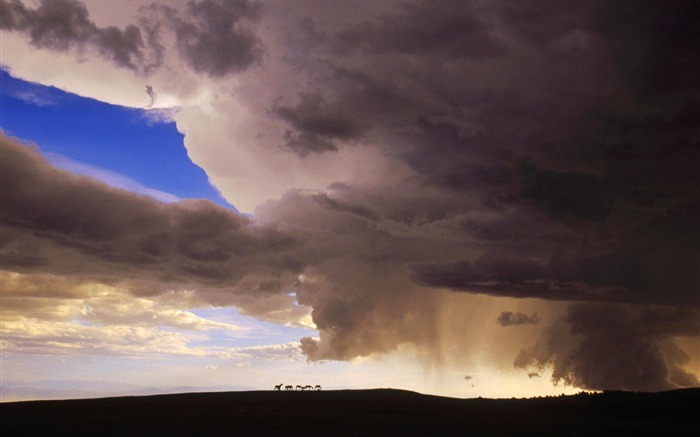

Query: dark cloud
[497,0,606,47]
[0,133,302,302]
[156,0,264,77]
[599,0,700,99]
[310,192,379,222]
[497,311,540,326]
[0,0,147,71]
[412,240,698,307]
[0,0,264,76]
[515,304,700,391]
[254,188,456,362]
[519,163,613,221]
[298,285,443,362]
[336,0,507,58]
[272,92,365,156]
[263,0,700,381]
[410,107,699,309]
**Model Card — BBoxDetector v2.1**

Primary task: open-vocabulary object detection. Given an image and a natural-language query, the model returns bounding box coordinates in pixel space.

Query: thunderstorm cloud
[1,0,698,393]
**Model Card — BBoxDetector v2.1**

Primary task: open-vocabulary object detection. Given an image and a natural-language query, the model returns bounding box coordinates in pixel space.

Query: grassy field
[2,388,698,436]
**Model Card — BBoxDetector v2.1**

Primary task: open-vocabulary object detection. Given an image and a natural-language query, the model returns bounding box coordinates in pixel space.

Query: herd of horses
[274,383,321,391]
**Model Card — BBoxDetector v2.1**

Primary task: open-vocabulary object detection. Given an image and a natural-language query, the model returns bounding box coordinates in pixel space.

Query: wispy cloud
[46,152,180,203]
[11,89,58,107]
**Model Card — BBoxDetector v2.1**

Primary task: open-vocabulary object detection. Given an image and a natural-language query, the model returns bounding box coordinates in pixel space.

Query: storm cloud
[1,0,698,393]
[335,0,508,58]
[0,133,304,323]
[148,0,264,77]
[273,92,366,156]
[0,0,264,76]
[0,0,147,70]
[514,304,700,391]
[260,0,700,390]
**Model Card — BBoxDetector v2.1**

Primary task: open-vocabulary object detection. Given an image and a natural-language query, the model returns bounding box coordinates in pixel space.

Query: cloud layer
[0,134,306,322]
[1,0,698,392]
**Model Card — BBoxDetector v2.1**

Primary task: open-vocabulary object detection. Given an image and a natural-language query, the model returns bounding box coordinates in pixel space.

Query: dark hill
[1,388,698,436]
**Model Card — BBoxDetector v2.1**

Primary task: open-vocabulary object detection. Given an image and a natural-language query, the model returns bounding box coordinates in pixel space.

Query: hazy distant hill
[0,380,252,402]
[2,388,698,436]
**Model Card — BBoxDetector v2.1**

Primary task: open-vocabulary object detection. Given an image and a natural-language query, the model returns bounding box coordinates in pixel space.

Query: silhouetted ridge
[2,388,697,436]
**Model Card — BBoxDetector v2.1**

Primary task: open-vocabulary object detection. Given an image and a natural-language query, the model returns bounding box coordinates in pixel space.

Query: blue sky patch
[0,68,234,210]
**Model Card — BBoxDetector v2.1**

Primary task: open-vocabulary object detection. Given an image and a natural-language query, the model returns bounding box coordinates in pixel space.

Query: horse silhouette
[279,383,322,391]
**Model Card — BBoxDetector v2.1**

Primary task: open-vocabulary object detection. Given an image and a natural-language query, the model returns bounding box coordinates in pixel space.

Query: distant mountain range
[1,380,253,402]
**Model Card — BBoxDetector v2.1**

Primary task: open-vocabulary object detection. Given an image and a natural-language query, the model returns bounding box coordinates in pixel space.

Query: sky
[0,0,698,401]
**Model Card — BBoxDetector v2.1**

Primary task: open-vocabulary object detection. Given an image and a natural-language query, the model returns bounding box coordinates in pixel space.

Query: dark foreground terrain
[1,388,698,436]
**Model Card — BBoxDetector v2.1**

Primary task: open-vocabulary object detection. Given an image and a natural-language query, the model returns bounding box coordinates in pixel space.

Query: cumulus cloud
[0,274,236,359]
[232,341,303,362]
[1,266,307,361]
[0,133,305,324]
[272,92,365,156]
[0,0,263,77]
[514,304,700,391]
[254,0,699,385]
[144,0,263,77]
[0,0,147,71]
